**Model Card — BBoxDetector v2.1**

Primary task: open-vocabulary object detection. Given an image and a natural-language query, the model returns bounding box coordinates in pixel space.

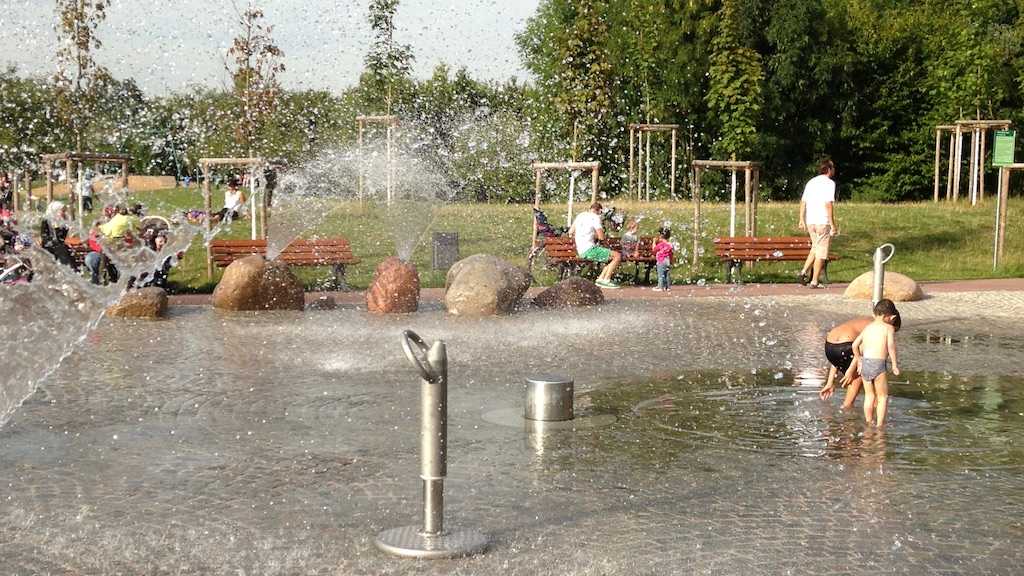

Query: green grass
[116,188,1024,292]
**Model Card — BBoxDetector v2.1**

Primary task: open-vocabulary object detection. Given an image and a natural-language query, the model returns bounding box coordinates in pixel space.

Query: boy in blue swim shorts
[851,299,902,426]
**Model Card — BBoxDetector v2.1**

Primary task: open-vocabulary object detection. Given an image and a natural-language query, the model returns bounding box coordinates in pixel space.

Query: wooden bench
[713,236,837,283]
[541,236,657,284]
[209,238,360,288]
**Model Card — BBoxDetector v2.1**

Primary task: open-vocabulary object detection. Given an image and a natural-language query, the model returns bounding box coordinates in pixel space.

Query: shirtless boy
[850,299,901,426]
[819,306,901,409]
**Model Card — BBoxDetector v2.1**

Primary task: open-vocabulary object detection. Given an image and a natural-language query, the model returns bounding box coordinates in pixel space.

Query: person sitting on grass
[850,299,902,426]
[568,201,622,289]
[214,177,246,223]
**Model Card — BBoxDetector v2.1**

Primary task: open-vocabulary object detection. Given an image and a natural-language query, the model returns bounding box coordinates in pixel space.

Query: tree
[364,0,414,112]
[226,1,285,157]
[53,0,110,153]
[706,0,765,161]
[518,0,614,165]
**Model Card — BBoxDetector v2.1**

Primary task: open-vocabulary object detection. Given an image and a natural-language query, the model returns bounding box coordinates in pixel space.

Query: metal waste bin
[432,232,459,270]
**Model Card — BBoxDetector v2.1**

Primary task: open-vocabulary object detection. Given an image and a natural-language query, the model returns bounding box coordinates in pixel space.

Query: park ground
[27,186,1024,292]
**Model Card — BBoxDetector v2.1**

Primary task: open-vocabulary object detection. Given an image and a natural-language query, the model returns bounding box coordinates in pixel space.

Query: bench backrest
[543,235,656,261]
[713,236,819,260]
[210,238,358,267]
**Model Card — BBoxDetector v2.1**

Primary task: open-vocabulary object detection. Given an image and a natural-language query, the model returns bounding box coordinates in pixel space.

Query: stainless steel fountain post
[872,243,896,305]
[375,330,489,559]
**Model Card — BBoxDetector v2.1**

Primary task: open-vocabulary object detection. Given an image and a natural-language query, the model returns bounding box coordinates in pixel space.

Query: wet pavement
[2,291,1024,575]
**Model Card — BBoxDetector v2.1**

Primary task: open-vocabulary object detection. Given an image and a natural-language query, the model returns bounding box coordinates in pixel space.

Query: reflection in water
[598,369,1024,472]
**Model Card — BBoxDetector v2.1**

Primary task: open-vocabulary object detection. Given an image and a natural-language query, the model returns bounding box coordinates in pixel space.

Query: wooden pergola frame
[356,115,399,204]
[933,119,1012,204]
[200,157,266,279]
[40,152,131,227]
[629,123,679,201]
[994,164,1018,268]
[691,159,761,269]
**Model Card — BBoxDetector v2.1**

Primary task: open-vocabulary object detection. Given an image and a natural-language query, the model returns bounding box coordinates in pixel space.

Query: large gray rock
[212,255,305,311]
[106,287,168,319]
[534,277,605,308]
[844,270,925,302]
[445,254,530,316]
[367,256,420,313]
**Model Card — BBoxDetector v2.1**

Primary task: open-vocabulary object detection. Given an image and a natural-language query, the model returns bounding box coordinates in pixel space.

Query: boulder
[366,257,420,313]
[843,271,925,302]
[106,287,168,319]
[533,277,605,308]
[212,255,305,311]
[444,254,531,316]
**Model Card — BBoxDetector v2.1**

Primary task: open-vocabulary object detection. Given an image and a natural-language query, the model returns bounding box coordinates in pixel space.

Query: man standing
[798,159,838,288]
[568,202,622,289]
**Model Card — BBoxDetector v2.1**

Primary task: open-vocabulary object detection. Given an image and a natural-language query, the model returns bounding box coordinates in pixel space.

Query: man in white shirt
[798,159,839,288]
[568,202,622,289]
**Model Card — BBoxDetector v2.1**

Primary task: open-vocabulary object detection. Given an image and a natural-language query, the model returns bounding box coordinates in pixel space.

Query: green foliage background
[2,0,1023,202]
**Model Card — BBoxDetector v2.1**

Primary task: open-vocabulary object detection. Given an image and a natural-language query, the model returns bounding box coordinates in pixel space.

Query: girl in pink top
[653,227,673,291]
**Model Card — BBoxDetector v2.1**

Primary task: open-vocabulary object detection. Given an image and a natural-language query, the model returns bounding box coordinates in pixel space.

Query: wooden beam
[628,123,681,131]
[692,159,761,169]
[199,157,265,166]
[591,164,599,203]
[954,119,1013,128]
[531,161,600,171]
[355,115,399,124]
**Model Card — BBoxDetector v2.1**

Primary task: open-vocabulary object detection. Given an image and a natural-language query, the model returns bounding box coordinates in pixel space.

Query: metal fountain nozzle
[375,330,488,559]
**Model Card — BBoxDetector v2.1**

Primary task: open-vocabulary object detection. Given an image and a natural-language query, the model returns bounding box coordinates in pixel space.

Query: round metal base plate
[375,525,489,559]
[481,407,617,430]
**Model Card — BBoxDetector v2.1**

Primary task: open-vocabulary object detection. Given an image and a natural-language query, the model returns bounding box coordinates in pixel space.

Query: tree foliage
[53,0,110,153]
[226,1,285,157]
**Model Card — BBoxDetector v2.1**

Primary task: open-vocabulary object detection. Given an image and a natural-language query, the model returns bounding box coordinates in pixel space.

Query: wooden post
[974,127,983,201]
[996,167,1009,267]
[386,122,393,204]
[744,167,753,236]
[357,120,364,200]
[629,126,636,200]
[591,165,600,203]
[953,125,963,201]
[45,160,54,204]
[25,169,33,210]
[933,128,942,202]
[751,168,760,237]
[970,127,978,203]
[946,131,955,200]
[204,162,213,279]
[670,128,677,199]
[11,173,19,214]
[645,130,652,202]
[692,166,702,269]
[121,160,129,189]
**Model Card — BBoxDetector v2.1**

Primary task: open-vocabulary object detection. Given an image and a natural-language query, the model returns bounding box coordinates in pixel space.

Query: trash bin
[432,232,459,270]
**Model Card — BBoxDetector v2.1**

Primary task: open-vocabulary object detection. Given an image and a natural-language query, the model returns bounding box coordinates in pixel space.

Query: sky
[0,0,540,95]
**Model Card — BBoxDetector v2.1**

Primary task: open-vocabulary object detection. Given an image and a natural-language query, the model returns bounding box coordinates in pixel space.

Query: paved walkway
[169,277,1024,306]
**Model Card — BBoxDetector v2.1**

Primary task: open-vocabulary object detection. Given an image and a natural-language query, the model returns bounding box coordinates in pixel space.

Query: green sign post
[993,129,1016,166]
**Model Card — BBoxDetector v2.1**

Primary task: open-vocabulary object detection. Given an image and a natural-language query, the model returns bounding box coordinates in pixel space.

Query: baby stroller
[528,207,566,269]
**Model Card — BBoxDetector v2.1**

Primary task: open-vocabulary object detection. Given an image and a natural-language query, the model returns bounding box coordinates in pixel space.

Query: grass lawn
[117,186,1024,292]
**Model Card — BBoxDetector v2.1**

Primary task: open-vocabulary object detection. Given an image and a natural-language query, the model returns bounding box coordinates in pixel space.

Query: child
[850,299,901,426]
[652,227,673,292]
[621,217,640,258]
